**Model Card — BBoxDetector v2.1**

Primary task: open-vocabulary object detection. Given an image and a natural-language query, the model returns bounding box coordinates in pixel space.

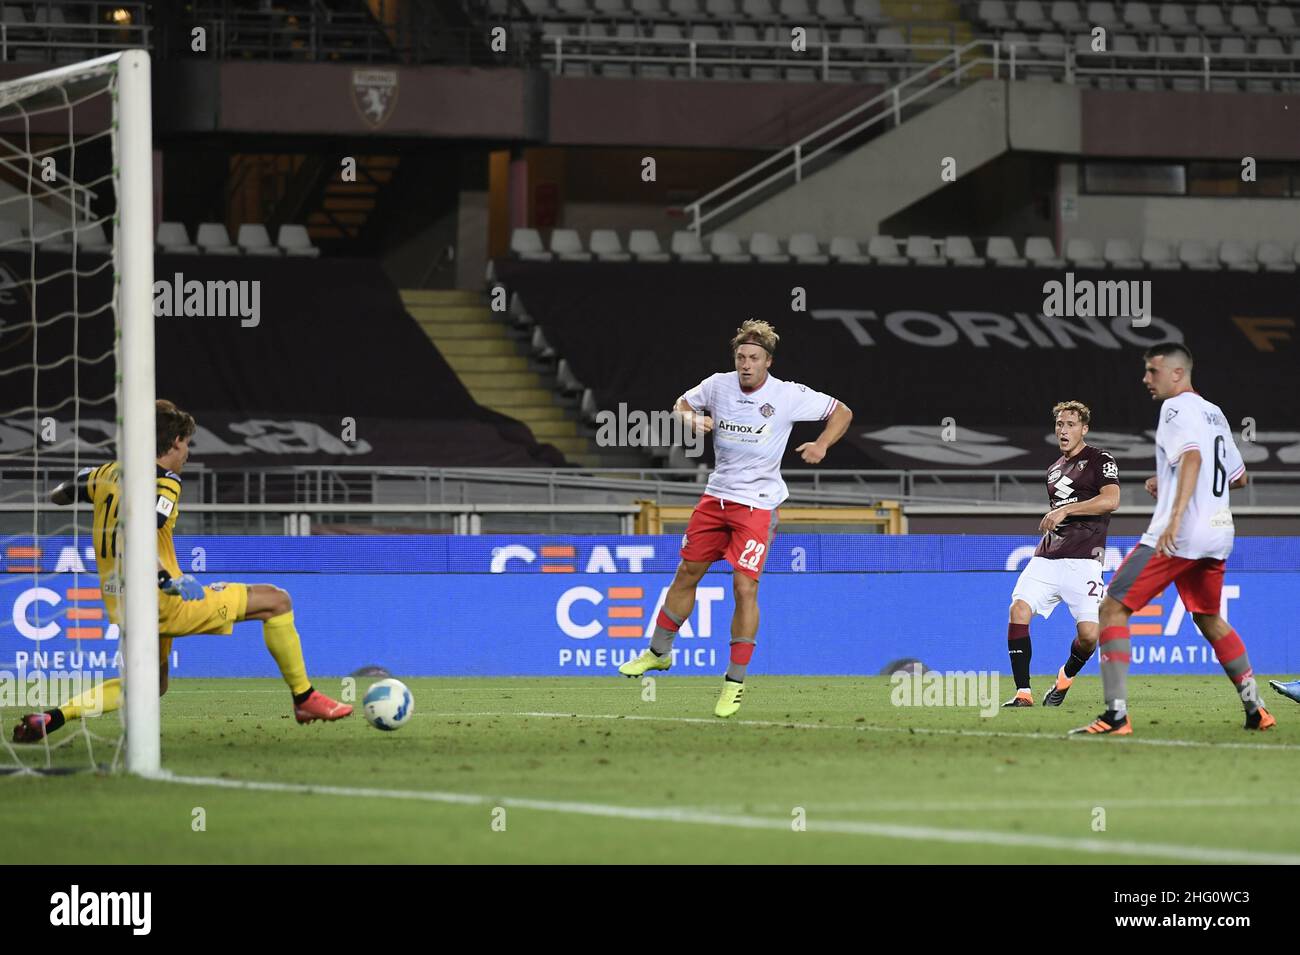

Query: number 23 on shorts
[738,539,765,572]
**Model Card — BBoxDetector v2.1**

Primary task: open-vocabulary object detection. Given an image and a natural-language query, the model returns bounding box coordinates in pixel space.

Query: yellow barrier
[635,500,905,535]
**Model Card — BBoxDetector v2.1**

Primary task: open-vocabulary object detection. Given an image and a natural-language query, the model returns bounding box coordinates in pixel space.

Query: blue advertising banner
[1,535,1296,679]
[4,534,1300,575]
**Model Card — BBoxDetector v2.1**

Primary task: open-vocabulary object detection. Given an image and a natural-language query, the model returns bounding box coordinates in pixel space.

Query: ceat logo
[556,584,725,640]
[5,544,116,642]
[491,544,655,573]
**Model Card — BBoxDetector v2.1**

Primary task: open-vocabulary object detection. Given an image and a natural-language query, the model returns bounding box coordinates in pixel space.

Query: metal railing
[7,465,1299,510]
[680,37,1300,233]
[0,19,151,63]
[683,38,992,233]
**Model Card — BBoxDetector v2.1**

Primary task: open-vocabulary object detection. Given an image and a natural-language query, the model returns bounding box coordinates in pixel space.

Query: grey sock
[1100,631,1131,717]
[725,639,755,682]
[649,606,685,656]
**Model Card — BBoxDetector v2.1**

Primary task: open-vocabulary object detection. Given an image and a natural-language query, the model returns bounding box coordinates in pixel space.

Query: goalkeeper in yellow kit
[13,400,352,743]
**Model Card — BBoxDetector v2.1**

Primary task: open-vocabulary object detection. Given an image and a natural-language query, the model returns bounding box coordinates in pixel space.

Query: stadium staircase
[695,68,1008,238]
[401,289,615,467]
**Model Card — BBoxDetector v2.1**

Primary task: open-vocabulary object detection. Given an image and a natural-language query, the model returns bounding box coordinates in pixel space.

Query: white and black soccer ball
[363,678,414,731]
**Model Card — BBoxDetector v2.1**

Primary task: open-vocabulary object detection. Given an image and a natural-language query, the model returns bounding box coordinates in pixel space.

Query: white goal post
[0,50,158,775]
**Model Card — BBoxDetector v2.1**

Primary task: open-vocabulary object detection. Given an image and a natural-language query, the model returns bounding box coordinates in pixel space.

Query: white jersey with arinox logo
[1140,391,1246,560]
[681,371,839,510]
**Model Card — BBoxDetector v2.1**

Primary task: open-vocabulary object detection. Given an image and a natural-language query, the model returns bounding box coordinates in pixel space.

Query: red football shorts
[1107,544,1225,615]
[679,494,780,580]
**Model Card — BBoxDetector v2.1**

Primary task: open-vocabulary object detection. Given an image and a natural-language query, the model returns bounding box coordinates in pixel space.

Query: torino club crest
[352,69,398,129]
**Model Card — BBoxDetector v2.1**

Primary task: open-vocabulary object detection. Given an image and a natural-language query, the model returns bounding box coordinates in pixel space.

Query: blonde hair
[731,319,779,355]
[1052,400,1091,426]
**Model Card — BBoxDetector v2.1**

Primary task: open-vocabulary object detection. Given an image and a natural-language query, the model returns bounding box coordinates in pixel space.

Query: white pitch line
[458,710,1299,752]
[155,771,1300,865]
[680,795,1300,814]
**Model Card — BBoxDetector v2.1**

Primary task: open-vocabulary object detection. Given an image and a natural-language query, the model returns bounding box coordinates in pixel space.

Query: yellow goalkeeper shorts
[159,582,250,638]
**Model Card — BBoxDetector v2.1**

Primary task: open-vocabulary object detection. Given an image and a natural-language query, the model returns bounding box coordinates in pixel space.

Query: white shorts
[1011,556,1105,624]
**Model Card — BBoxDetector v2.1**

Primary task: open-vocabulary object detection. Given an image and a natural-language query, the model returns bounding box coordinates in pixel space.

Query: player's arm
[49,467,94,506]
[1230,471,1248,490]
[673,397,713,433]
[1155,448,1201,556]
[797,401,852,464]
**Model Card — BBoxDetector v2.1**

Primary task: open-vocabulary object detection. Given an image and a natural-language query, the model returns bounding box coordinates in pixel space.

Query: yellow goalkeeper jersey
[75,462,183,624]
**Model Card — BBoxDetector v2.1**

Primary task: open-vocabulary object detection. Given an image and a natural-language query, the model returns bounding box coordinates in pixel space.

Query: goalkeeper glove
[159,573,204,601]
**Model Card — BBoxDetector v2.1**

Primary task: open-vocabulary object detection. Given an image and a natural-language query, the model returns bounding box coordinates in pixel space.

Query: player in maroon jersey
[1003,401,1121,707]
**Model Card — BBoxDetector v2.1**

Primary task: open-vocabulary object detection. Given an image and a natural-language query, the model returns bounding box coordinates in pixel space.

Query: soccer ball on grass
[362,678,414,731]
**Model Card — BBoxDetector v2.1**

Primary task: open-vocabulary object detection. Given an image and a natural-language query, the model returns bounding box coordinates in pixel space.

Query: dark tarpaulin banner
[0,252,564,467]
[494,259,1300,470]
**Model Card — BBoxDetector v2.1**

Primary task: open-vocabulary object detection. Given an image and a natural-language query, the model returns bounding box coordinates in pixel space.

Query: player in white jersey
[617,319,853,717]
[1072,342,1276,735]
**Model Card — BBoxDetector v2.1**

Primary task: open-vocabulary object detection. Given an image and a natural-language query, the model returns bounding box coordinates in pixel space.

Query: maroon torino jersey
[1033,444,1120,560]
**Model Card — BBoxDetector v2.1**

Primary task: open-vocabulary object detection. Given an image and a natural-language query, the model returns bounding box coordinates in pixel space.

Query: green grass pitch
[4,676,1298,864]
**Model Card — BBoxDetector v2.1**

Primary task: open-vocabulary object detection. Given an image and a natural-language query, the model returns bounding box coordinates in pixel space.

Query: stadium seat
[665,0,698,17]
[1257,240,1295,273]
[789,233,830,263]
[815,0,850,23]
[945,236,985,266]
[1024,236,1066,268]
[1230,5,1267,36]
[1014,1,1052,30]
[196,222,239,255]
[555,358,585,396]
[1178,239,1219,271]
[157,221,200,254]
[511,228,552,261]
[1265,6,1300,38]
[1050,2,1083,30]
[1218,240,1258,273]
[33,221,107,253]
[1193,3,1231,35]
[876,26,907,59]
[531,325,557,360]
[709,231,751,263]
[777,0,813,19]
[1036,32,1067,59]
[1103,238,1143,269]
[867,235,908,265]
[237,224,281,256]
[986,236,1028,267]
[1141,238,1180,269]
[1121,2,1157,33]
[1085,2,1120,30]
[978,1,1019,30]
[508,291,535,329]
[749,232,790,263]
[906,235,946,266]
[670,230,713,262]
[1158,3,1195,35]
[590,229,632,262]
[851,0,888,26]
[741,0,775,18]
[1256,37,1285,60]
[628,229,671,262]
[1065,237,1105,269]
[550,229,593,261]
[704,0,736,15]
[828,235,870,263]
[276,224,320,257]
[579,388,600,425]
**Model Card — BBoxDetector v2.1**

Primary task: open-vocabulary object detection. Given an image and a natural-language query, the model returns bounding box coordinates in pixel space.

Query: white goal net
[0,50,156,776]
